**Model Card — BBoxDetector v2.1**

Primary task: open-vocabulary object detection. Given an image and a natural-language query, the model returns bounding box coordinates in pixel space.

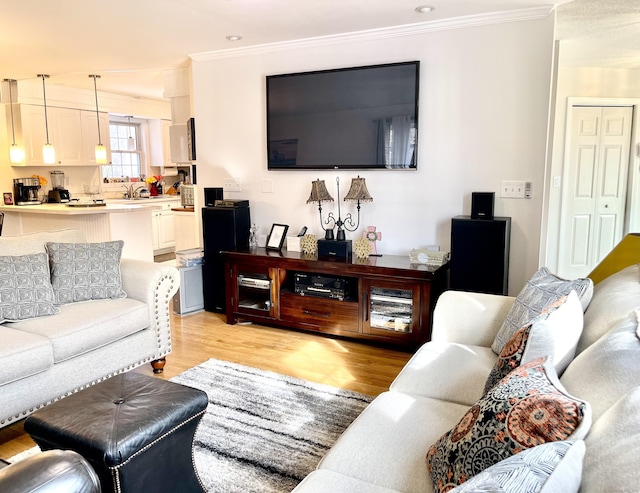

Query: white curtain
[390,115,413,169]
[375,115,414,168]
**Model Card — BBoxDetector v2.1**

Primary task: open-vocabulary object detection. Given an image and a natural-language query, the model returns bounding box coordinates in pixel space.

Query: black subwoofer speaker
[450,215,511,295]
[471,192,495,219]
[202,202,250,313]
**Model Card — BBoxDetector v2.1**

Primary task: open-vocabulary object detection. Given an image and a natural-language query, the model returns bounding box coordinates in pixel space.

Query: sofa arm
[120,259,179,358]
[0,450,101,493]
[431,291,515,347]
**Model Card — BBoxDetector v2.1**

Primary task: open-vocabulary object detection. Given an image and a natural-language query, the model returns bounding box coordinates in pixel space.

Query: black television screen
[267,61,419,170]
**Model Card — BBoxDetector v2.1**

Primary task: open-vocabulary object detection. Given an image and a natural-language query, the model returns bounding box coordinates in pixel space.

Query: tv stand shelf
[223,248,449,347]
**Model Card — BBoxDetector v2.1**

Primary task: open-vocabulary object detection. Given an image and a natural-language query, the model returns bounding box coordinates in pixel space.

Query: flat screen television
[266,61,419,170]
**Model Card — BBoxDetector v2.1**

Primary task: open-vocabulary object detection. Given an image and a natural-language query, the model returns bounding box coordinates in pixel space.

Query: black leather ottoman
[24,372,208,493]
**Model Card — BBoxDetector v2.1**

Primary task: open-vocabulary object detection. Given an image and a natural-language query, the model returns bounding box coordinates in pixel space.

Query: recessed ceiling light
[226,35,242,42]
[415,5,435,13]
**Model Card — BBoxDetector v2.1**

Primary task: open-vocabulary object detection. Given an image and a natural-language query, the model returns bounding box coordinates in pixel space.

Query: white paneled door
[558,105,633,279]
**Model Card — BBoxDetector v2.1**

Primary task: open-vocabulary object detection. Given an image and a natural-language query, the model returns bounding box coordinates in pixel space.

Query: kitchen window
[102,122,141,180]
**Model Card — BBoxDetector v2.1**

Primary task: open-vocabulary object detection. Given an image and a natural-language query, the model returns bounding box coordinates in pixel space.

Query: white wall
[543,64,640,272]
[191,14,556,294]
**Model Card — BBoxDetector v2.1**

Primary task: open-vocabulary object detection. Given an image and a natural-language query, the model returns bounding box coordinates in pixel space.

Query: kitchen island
[0,202,161,261]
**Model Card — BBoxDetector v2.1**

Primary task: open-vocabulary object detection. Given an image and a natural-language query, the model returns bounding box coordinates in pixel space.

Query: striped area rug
[170,358,374,493]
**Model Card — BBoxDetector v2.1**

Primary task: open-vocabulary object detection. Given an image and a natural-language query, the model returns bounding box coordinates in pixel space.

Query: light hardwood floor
[0,310,413,461]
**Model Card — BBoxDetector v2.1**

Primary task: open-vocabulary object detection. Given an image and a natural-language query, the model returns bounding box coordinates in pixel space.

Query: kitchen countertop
[0,202,162,215]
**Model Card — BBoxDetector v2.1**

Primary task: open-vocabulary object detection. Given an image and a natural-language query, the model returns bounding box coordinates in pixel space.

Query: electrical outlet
[500,180,530,199]
[223,178,242,192]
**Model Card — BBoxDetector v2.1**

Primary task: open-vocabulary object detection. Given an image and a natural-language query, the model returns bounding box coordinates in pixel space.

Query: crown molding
[190,6,553,62]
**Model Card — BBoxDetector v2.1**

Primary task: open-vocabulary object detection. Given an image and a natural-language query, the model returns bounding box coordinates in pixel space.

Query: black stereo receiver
[294,272,349,301]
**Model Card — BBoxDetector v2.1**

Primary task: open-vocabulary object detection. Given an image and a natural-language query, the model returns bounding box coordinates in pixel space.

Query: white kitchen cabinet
[174,209,200,251]
[148,119,172,167]
[151,200,179,253]
[52,107,84,165]
[15,104,48,166]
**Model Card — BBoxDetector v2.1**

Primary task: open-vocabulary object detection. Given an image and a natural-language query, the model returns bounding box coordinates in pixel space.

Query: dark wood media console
[223,248,449,347]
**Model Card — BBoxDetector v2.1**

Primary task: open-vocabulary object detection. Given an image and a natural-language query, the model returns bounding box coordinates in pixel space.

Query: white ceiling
[1,0,638,101]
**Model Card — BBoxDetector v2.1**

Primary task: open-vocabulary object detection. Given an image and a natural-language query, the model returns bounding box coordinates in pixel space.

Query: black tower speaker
[202,202,251,313]
[471,192,495,219]
[450,215,511,295]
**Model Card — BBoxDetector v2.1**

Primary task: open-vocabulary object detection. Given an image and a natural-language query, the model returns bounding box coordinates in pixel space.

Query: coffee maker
[13,178,41,205]
[48,170,71,203]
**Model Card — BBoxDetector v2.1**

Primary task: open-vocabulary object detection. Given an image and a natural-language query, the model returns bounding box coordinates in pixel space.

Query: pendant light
[38,74,56,164]
[126,115,135,151]
[89,74,108,164]
[4,79,25,164]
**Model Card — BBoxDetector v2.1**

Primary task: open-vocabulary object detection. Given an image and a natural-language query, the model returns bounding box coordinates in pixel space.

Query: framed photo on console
[266,223,288,250]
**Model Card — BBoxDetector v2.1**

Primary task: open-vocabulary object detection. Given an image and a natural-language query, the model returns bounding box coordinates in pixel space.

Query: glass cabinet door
[232,266,277,319]
[362,279,421,342]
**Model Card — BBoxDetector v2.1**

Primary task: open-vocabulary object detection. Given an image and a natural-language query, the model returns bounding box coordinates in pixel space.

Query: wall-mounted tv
[267,61,419,170]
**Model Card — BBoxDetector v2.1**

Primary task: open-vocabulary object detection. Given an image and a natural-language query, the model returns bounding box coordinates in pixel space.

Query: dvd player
[294,272,348,300]
[238,275,270,290]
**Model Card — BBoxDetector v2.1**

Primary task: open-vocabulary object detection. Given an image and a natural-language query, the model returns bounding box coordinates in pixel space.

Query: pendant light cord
[40,74,51,145]
[7,79,16,145]
[90,74,102,145]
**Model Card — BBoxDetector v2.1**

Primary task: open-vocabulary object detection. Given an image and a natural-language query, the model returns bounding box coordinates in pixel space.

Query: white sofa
[294,264,640,492]
[0,229,179,428]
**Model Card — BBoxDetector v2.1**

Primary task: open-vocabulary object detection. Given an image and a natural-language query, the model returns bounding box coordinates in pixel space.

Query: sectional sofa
[0,229,179,427]
[294,264,640,492]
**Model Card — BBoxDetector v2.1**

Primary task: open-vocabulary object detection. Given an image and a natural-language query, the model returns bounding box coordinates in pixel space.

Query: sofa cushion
[46,241,127,304]
[450,440,585,493]
[581,386,640,493]
[561,309,640,421]
[293,470,403,493]
[0,229,87,256]
[492,268,593,354]
[426,357,591,493]
[578,263,640,353]
[0,326,53,385]
[317,391,471,493]
[483,291,584,394]
[0,253,59,323]
[5,298,149,363]
[390,342,497,406]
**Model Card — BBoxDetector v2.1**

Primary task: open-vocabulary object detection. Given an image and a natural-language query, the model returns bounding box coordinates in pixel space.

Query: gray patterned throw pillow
[0,253,59,322]
[46,241,127,304]
[491,267,593,355]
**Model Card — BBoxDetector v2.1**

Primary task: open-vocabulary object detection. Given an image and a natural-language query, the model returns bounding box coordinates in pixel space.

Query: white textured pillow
[492,268,593,354]
[46,241,127,304]
[0,253,59,322]
[450,440,585,493]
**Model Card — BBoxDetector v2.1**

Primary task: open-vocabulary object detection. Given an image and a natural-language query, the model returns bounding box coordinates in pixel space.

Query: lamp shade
[43,144,56,164]
[10,144,25,164]
[306,179,334,203]
[95,144,108,164]
[344,176,373,202]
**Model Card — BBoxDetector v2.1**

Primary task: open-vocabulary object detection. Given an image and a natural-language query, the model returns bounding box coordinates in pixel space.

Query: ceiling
[1,0,638,101]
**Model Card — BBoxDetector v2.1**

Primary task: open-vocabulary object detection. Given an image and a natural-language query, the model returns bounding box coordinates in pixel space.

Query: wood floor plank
[0,311,413,460]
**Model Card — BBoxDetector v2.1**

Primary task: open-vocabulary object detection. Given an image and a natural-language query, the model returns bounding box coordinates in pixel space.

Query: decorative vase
[150,183,159,196]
